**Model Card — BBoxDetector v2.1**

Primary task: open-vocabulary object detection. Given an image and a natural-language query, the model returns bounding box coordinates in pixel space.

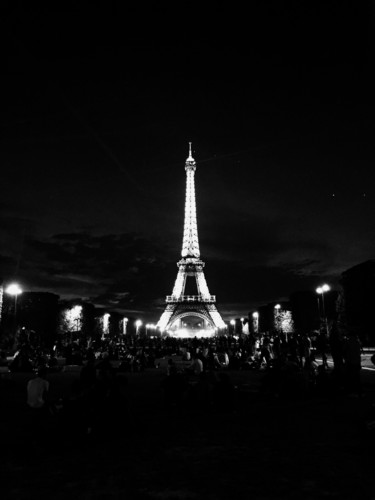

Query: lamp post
[135,319,142,337]
[316,284,330,335]
[274,303,281,334]
[122,317,128,336]
[5,283,23,336]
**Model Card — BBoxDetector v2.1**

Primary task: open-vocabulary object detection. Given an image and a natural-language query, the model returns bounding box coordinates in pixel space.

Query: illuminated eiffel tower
[157,144,226,336]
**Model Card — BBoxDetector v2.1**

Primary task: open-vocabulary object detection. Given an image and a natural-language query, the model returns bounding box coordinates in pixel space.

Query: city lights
[5,283,23,332]
[122,317,128,335]
[274,304,281,333]
[168,327,216,338]
[316,284,330,295]
[316,284,330,335]
[5,283,23,296]
[64,304,82,332]
[135,319,142,335]
[103,313,110,334]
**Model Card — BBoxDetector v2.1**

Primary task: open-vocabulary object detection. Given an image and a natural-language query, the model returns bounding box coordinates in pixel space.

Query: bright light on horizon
[5,283,23,296]
[167,327,216,339]
[316,284,330,294]
[103,313,110,334]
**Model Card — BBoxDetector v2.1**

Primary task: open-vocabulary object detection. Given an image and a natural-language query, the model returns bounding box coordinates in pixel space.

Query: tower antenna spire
[188,142,193,160]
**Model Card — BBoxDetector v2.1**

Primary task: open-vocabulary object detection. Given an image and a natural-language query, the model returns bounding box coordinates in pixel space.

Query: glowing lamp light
[5,283,22,296]
[316,284,330,335]
[122,317,128,333]
[64,304,83,332]
[103,313,110,334]
[252,312,259,319]
[274,304,281,310]
[230,319,235,326]
[135,320,142,328]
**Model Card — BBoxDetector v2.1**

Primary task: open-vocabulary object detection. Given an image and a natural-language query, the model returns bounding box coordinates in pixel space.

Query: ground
[1,361,375,499]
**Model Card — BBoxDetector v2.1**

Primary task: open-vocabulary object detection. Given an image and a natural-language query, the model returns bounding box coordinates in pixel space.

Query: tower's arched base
[158,302,227,337]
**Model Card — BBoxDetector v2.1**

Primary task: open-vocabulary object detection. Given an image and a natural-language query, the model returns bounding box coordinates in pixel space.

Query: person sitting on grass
[188,353,204,376]
[27,367,50,414]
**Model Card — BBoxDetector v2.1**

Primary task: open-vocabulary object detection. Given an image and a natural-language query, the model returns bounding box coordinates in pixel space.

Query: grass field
[1,363,375,499]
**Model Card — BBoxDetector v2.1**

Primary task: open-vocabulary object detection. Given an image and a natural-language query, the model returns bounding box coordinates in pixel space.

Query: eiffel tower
[157,144,227,336]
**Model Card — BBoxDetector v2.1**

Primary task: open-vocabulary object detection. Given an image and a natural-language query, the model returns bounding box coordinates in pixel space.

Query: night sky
[1,2,375,322]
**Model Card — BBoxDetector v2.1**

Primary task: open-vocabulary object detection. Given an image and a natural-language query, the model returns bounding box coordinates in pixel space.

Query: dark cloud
[4,231,177,318]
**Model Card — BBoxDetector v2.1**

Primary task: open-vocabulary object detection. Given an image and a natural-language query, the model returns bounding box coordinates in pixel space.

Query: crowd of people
[18,326,361,390]
[0,325,367,445]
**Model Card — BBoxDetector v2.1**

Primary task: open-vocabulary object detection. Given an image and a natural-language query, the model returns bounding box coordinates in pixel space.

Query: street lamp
[5,283,23,333]
[135,319,142,336]
[274,304,281,334]
[122,317,128,335]
[316,284,330,335]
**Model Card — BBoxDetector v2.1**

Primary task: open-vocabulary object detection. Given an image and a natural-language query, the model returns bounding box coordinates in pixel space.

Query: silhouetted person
[188,354,204,376]
[47,352,59,372]
[316,330,329,369]
[329,321,345,387]
[9,349,34,372]
[27,367,50,413]
[300,333,312,368]
[344,333,362,397]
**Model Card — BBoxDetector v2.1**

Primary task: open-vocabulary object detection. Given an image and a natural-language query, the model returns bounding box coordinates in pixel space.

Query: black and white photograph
[1,2,375,498]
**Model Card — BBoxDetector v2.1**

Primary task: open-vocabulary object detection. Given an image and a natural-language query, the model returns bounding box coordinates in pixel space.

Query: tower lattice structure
[157,144,226,334]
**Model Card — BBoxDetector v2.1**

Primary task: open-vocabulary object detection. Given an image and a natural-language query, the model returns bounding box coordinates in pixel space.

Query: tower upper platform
[185,142,196,172]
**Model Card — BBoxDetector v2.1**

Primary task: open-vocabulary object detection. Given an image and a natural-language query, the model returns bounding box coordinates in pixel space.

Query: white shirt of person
[27,376,49,408]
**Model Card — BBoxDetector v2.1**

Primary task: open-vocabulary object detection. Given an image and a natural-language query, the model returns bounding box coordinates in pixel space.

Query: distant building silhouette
[18,292,60,347]
[289,289,337,333]
[289,291,320,333]
[340,260,375,344]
